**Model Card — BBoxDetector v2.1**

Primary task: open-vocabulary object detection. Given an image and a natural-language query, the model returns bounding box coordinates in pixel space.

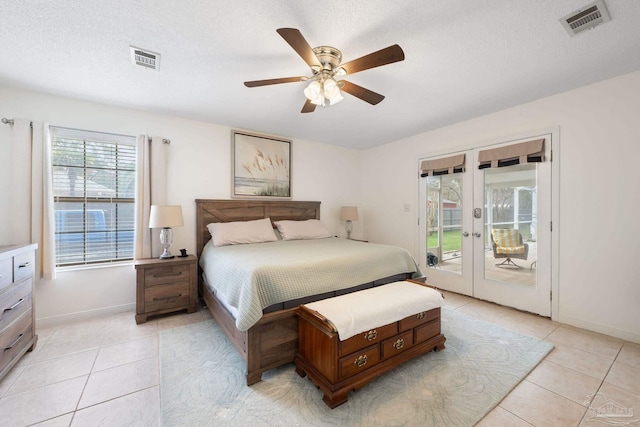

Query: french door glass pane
[426,173,463,273]
[483,164,537,286]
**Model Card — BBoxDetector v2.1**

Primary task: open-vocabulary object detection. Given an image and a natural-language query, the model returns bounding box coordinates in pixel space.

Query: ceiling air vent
[560,0,611,36]
[130,46,160,70]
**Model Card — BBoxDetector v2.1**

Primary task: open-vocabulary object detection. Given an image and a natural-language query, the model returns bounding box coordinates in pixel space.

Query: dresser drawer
[0,310,33,371]
[144,264,190,287]
[13,251,35,283]
[381,330,414,360]
[338,322,397,357]
[339,344,380,380]
[399,307,440,331]
[0,258,12,291]
[0,279,32,331]
[144,281,191,313]
[414,318,441,344]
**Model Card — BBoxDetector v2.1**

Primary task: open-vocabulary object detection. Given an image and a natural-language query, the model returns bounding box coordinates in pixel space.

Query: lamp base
[345,220,353,240]
[159,227,175,259]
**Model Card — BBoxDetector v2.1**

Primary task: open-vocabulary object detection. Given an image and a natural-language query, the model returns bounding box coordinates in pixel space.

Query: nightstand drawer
[0,279,32,331]
[144,281,191,313]
[0,310,33,371]
[0,258,11,291]
[13,251,35,283]
[144,264,191,287]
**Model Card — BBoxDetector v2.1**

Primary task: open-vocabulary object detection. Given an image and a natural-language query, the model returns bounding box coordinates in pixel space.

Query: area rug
[159,308,553,427]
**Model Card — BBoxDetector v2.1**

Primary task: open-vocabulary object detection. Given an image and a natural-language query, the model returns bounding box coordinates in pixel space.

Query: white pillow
[274,219,332,240]
[207,218,277,247]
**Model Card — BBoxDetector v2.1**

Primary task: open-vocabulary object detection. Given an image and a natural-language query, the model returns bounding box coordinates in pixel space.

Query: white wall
[0,86,363,323]
[361,71,640,343]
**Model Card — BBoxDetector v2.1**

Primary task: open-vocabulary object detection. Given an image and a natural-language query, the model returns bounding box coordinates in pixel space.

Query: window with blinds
[51,127,136,266]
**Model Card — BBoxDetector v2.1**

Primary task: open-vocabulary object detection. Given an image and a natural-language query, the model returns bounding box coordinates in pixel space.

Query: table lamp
[340,206,359,239]
[149,205,184,259]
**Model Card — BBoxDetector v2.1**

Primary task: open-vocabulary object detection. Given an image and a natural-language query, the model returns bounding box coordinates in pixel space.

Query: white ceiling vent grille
[130,46,160,70]
[560,0,611,36]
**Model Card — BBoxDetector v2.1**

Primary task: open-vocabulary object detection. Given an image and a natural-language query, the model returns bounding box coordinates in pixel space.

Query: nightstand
[134,255,198,324]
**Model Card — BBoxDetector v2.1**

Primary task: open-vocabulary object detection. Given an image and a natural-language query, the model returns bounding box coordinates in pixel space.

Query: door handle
[462,232,469,237]
[473,232,481,238]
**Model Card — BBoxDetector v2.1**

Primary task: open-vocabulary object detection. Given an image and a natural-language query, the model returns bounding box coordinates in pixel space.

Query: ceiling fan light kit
[244,28,405,113]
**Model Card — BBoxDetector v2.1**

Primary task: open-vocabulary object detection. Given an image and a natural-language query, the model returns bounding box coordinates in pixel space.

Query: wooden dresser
[134,255,198,324]
[0,243,38,381]
[295,302,445,408]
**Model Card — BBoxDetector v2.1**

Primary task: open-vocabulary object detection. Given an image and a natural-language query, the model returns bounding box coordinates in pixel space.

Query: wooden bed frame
[195,199,415,385]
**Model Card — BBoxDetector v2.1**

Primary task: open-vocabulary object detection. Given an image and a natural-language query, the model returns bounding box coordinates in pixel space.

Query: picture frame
[231,130,292,199]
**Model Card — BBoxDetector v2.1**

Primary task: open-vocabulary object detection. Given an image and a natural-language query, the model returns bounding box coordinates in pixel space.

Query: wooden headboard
[195,199,321,259]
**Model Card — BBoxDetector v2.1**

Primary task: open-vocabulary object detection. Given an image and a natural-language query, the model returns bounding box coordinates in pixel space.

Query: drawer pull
[4,333,25,351]
[416,312,426,320]
[153,293,182,301]
[4,298,25,312]
[153,272,183,278]
[392,338,405,350]
[354,355,368,368]
[18,262,32,269]
[363,329,377,341]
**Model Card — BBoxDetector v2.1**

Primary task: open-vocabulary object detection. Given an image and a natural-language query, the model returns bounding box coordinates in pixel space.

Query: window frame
[50,126,136,268]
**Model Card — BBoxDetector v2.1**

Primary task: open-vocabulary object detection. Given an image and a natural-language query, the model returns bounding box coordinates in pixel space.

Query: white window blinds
[51,127,136,266]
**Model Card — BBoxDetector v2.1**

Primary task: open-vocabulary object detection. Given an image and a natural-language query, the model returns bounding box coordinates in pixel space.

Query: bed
[195,199,425,385]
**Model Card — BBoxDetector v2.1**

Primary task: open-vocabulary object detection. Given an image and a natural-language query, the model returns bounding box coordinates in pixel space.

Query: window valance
[420,153,466,177]
[478,138,545,169]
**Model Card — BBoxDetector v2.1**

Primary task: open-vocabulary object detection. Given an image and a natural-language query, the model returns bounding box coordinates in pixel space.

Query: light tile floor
[0,294,638,426]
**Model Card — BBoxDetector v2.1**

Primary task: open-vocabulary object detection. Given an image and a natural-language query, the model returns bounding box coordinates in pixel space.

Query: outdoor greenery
[427,229,462,253]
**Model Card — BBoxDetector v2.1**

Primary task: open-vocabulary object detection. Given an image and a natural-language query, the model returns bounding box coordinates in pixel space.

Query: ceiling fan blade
[276,28,322,69]
[244,77,304,87]
[340,44,405,75]
[340,81,385,105]
[301,99,317,113]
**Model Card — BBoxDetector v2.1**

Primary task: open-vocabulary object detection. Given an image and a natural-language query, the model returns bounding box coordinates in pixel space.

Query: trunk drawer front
[339,344,380,380]
[381,330,414,360]
[144,264,190,287]
[339,322,397,357]
[414,318,441,344]
[0,310,33,370]
[399,307,440,331]
[144,281,190,313]
[13,251,35,283]
[0,279,32,331]
[0,258,12,291]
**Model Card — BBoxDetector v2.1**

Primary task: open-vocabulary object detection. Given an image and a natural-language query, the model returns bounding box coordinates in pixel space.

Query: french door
[418,135,552,316]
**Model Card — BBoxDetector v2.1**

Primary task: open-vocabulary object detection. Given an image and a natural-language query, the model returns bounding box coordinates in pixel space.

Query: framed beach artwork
[231,130,292,199]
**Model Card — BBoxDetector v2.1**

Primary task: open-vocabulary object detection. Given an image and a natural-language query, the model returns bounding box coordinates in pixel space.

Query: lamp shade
[340,206,359,221]
[149,205,184,228]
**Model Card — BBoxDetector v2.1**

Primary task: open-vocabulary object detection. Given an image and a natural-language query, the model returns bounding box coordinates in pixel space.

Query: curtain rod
[1,118,14,125]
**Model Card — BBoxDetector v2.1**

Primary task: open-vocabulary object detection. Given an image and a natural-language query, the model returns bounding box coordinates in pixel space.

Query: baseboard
[557,314,640,344]
[36,303,136,327]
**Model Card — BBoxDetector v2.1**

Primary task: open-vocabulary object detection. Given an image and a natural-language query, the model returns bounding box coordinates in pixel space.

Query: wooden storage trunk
[295,292,446,408]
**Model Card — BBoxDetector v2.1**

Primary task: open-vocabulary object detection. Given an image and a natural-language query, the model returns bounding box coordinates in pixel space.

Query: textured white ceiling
[1,0,639,149]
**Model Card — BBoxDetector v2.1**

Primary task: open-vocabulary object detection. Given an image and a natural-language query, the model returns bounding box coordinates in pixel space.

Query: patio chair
[491,229,529,268]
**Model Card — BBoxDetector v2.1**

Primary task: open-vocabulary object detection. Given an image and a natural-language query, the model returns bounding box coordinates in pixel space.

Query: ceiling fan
[244,28,405,113]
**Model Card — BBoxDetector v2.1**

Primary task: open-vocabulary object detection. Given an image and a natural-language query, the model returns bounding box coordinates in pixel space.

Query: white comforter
[199,237,422,331]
